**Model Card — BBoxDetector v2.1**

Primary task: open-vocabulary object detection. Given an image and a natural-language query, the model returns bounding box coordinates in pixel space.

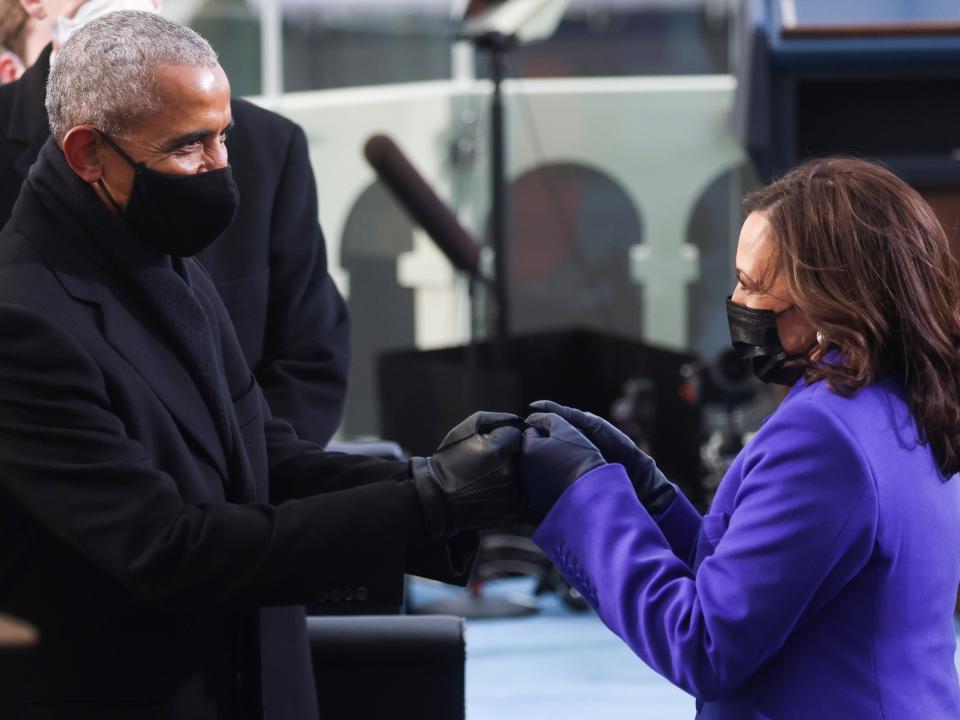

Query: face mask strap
[96,176,126,216]
[754,349,787,378]
[97,130,141,170]
[95,131,143,218]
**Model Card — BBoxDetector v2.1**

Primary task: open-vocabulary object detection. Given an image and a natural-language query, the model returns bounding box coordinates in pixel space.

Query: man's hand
[529,400,676,515]
[521,412,606,516]
[411,412,524,540]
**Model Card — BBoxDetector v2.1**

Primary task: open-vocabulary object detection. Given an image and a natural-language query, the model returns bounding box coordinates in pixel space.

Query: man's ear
[0,51,24,84]
[62,126,104,183]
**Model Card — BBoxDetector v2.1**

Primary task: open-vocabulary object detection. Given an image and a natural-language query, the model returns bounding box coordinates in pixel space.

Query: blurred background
[157,1,960,716]
[163,0,764,451]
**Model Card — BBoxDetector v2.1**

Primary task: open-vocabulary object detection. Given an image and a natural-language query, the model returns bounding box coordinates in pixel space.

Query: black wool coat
[0,139,475,719]
[0,44,350,446]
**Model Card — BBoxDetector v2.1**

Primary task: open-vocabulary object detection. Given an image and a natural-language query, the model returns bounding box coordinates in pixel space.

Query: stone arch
[492,162,645,340]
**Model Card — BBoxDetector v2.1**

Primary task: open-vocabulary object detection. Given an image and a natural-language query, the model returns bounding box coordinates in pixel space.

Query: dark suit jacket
[0,139,474,719]
[0,45,349,446]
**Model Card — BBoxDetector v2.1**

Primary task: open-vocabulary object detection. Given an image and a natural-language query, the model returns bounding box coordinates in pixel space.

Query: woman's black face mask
[725,296,806,386]
[97,131,239,257]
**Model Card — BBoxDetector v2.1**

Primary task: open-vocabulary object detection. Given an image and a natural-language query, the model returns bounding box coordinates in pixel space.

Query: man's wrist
[410,457,452,541]
[397,479,431,552]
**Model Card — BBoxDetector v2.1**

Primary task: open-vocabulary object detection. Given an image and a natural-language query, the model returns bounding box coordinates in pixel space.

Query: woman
[521,157,960,718]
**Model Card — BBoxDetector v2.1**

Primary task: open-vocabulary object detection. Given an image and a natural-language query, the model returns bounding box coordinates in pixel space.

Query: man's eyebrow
[164,120,235,149]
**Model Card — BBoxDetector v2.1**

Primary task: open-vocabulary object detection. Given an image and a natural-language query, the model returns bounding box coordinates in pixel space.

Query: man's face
[20,0,70,35]
[23,0,161,46]
[30,0,68,24]
[98,62,232,208]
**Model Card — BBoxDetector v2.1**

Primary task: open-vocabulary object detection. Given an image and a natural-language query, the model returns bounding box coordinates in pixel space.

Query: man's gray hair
[46,11,219,144]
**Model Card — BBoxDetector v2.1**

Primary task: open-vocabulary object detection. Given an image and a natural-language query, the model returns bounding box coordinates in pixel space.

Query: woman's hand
[521,412,606,516]
[529,400,676,515]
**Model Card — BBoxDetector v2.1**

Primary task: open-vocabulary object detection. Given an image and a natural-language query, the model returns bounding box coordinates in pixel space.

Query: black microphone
[363,134,482,279]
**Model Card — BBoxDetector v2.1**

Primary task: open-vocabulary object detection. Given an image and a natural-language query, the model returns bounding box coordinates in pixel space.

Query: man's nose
[202,141,229,171]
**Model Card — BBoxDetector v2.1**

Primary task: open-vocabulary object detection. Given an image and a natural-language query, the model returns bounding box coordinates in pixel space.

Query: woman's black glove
[529,400,677,515]
[521,412,606,515]
[411,412,524,540]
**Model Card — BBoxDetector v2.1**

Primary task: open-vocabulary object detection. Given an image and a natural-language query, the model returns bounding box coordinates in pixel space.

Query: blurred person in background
[0,12,527,718]
[520,157,960,719]
[0,44,25,83]
[0,0,350,447]
[0,0,50,83]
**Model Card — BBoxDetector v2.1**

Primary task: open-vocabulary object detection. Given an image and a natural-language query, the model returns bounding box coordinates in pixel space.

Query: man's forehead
[128,63,232,145]
[152,63,230,102]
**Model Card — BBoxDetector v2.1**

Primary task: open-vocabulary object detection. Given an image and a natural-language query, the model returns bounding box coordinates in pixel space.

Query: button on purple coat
[534,376,960,718]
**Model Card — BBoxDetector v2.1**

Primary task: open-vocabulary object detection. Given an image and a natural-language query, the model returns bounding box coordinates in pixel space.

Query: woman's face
[731,211,816,356]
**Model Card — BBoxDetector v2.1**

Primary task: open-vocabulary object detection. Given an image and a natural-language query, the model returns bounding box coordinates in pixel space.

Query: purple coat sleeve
[533,399,878,699]
[653,490,702,566]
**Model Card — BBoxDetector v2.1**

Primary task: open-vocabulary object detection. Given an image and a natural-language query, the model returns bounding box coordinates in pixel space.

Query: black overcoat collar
[21,139,232,483]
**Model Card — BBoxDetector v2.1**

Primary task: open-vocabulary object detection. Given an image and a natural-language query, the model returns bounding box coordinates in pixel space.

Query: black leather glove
[529,400,677,515]
[521,412,606,516]
[411,412,524,540]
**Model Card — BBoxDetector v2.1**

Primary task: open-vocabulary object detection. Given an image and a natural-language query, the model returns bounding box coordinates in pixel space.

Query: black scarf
[27,139,234,455]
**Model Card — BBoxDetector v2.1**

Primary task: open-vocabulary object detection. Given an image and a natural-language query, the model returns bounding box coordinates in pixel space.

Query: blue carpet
[410,577,694,719]
[409,577,960,720]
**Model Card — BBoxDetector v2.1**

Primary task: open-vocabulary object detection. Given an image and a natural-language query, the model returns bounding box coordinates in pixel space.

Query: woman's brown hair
[745,156,960,476]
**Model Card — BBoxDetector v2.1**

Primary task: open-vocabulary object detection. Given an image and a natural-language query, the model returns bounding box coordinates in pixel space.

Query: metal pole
[490,44,510,346]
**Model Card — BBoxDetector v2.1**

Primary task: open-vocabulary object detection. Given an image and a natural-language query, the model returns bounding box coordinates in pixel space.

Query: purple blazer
[534,376,960,718]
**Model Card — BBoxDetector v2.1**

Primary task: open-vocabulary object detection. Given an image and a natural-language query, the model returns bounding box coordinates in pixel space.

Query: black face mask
[98,132,239,257]
[726,296,806,386]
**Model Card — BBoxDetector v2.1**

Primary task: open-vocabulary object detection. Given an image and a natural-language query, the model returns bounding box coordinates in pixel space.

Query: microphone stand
[476,30,515,357]
[413,1,578,618]
[413,32,540,621]
[456,0,568,355]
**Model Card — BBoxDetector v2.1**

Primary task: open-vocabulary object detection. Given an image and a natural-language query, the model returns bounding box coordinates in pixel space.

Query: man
[0,12,525,718]
[0,0,50,82]
[0,0,348,446]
